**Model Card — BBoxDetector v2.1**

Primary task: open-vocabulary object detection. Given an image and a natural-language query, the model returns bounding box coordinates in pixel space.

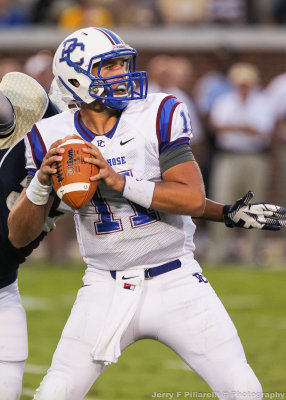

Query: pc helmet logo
[59,38,85,66]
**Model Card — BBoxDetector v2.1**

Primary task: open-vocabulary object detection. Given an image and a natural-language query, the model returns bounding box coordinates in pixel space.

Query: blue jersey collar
[74,110,121,142]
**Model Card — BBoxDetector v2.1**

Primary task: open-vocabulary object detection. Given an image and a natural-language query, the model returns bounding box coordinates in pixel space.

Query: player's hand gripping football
[38,136,77,186]
[83,141,125,192]
[223,191,286,231]
[38,138,67,186]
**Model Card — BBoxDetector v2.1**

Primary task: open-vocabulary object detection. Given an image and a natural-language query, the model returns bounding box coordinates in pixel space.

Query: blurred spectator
[194,49,235,123]
[147,54,172,97]
[0,0,29,26]
[23,50,53,92]
[245,0,274,24]
[157,0,207,26]
[207,0,246,24]
[0,57,22,80]
[266,72,286,133]
[29,0,57,25]
[271,0,286,24]
[207,62,275,263]
[115,0,162,28]
[147,54,204,155]
[194,48,234,194]
[57,0,114,30]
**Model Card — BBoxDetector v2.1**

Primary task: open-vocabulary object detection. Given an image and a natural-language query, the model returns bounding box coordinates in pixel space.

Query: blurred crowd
[0,0,286,29]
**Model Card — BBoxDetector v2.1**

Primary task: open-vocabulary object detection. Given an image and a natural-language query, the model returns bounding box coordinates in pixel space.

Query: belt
[110,259,181,280]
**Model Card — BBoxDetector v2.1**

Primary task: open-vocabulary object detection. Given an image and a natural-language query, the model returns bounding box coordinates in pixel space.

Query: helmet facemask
[87,50,148,110]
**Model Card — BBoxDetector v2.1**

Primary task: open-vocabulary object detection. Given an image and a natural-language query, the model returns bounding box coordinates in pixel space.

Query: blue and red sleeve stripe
[27,125,47,173]
[156,95,189,154]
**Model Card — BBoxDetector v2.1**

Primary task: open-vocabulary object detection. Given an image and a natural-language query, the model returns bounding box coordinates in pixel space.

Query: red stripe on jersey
[34,125,47,155]
[27,125,47,170]
[167,102,181,143]
[76,112,94,141]
[27,132,38,170]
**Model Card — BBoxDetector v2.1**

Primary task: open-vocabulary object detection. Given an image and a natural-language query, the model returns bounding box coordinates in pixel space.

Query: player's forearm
[151,181,206,216]
[197,198,224,222]
[120,161,206,216]
[151,161,206,216]
[8,189,53,248]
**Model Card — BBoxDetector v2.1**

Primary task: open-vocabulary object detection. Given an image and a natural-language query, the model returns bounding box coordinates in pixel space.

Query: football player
[8,28,286,400]
[0,72,70,400]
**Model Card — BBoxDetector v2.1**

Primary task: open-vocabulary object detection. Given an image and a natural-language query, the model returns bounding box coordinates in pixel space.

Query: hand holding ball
[51,136,98,209]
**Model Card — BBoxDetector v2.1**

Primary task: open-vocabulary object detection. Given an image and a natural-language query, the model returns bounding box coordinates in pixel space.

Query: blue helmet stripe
[95,27,123,45]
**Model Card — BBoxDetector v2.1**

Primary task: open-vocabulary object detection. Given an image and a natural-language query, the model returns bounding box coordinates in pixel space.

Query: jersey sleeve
[156,95,193,155]
[156,95,194,172]
[24,124,47,176]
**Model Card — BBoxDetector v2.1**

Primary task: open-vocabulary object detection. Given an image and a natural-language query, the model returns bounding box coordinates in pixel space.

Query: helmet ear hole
[69,79,80,88]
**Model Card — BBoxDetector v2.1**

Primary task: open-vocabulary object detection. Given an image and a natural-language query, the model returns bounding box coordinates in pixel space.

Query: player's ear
[0,91,16,137]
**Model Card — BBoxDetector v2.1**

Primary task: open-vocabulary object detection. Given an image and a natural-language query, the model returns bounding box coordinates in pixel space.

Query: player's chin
[89,99,105,110]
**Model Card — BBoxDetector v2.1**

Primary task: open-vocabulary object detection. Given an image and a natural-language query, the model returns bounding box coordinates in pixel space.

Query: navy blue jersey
[0,100,62,288]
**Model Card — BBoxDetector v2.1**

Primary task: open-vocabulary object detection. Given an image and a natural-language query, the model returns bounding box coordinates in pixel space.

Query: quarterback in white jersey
[25,93,198,271]
[8,27,278,400]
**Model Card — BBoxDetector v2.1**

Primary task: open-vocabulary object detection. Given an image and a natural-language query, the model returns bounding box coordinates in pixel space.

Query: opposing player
[0,72,70,400]
[8,28,286,399]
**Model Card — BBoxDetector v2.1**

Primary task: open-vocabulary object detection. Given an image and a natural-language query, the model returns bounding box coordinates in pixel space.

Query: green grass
[19,261,286,399]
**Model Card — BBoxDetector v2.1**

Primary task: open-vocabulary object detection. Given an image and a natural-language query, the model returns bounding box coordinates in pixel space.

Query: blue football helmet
[53,27,148,110]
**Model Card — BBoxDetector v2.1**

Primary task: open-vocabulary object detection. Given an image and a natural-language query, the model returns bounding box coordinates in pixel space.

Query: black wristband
[222,204,234,227]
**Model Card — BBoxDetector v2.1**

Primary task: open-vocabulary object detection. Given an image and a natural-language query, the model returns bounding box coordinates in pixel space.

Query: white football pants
[33,261,262,400]
[0,280,27,400]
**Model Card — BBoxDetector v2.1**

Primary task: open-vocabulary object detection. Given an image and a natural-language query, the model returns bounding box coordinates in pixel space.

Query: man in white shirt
[208,62,275,263]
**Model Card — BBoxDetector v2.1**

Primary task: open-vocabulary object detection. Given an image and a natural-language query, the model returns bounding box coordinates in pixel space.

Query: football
[51,135,98,209]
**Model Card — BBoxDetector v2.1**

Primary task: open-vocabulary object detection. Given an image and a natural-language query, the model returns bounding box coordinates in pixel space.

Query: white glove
[223,191,286,231]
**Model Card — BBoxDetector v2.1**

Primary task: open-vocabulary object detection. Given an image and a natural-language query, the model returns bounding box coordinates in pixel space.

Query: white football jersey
[25,93,198,271]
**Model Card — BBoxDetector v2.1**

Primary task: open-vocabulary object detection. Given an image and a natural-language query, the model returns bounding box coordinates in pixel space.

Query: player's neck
[80,104,120,136]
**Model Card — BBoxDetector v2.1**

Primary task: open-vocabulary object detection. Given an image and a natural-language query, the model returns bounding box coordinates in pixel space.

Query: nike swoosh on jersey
[122,275,138,280]
[120,138,134,145]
